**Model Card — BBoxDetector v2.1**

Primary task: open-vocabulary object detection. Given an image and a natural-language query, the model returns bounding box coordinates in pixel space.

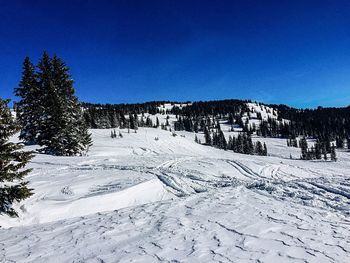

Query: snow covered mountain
[1,103,350,262]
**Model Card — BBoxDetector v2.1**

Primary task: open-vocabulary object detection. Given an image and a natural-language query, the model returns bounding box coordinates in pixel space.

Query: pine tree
[315,141,322,159]
[323,149,328,161]
[228,136,233,150]
[145,116,153,127]
[262,142,268,156]
[330,145,337,161]
[204,126,212,145]
[299,137,308,160]
[255,141,263,155]
[236,134,244,153]
[36,53,92,155]
[218,130,227,150]
[129,114,136,130]
[14,57,40,145]
[0,98,33,217]
[133,113,139,130]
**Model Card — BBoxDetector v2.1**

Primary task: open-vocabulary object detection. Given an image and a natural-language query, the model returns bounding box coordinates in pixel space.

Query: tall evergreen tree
[0,98,33,217]
[14,57,40,144]
[36,53,92,155]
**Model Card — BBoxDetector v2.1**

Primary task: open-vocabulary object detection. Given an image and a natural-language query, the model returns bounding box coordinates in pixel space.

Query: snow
[247,102,278,120]
[1,126,350,262]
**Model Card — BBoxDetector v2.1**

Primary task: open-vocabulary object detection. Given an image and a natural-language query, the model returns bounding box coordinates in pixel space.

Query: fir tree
[0,98,33,217]
[255,141,263,155]
[330,145,337,161]
[263,142,268,156]
[14,57,40,145]
[133,113,139,130]
[299,137,308,160]
[35,53,92,155]
[228,136,233,150]
[236,134,244,153]
[145,116,153,127]
[315,141,322,159]
[129,114,136,130]
[204,126,212,145]
[218,130,227,150]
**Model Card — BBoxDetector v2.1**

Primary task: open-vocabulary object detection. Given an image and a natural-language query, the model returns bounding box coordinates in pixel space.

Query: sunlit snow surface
[1,127,350,262]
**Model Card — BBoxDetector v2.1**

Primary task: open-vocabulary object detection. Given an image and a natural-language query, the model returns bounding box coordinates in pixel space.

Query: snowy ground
[1,127,350,262]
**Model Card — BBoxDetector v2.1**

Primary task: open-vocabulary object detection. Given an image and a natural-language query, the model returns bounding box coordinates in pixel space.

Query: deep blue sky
[1,0,350,108]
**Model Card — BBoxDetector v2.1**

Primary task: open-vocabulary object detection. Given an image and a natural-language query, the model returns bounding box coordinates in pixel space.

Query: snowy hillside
[1,125,350,262]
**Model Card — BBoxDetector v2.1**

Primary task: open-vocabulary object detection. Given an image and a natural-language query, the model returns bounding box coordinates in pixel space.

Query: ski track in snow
[1,126,350,262]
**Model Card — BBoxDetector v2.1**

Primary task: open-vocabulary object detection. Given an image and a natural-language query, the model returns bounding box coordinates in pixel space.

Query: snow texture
[1,107,350,262]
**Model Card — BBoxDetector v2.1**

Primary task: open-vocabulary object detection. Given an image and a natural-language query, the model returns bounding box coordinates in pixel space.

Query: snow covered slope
[1,127,350,262]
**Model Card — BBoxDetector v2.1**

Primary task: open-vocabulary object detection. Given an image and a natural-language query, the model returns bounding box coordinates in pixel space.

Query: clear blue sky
[0,0,350,108]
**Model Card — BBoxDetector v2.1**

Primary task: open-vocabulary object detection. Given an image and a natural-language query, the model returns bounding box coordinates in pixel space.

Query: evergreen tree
[263,142,268,156]
[315,141,322,159]
[330,145,337,161]
[193,121,199,133]
[36,54,92,155]
[232,136,237,152]
[218,130,227,150]
[145,116,153,127]
[0,98,33,217]
[228,136,233,150]
[14,57,40,145]
[255,141,263,155]
[204,126,212,145]
[129,114,136,130]
[244,135,254,154]
[133,113,139,130]
[236,134,244,153]
[323,148,328,160]
[299,137,308,160]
